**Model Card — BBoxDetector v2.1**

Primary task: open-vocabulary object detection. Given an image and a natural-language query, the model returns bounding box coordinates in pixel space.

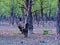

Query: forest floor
[0,21,59,45]
[0,33,59,45]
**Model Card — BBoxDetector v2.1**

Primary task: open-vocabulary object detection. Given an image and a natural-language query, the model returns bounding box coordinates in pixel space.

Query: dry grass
[0,30,21,36]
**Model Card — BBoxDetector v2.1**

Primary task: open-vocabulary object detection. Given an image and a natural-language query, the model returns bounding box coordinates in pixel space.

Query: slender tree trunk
[40,0,43,20]
[34,11,39,26]
[34,11,37,21]
[10,0,14,25]
[40,0,45,27]
[57,0,60,35]
[48,0,51,21]
[23,0,28,25]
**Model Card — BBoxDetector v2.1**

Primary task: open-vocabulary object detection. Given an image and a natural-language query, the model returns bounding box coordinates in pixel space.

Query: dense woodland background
[0,0,60,35]
[0,0,57,18]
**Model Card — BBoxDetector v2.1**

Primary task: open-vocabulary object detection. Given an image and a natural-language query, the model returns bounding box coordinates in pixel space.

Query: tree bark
[40,0,43,20]
[10,0,14,25]
[26,0,33,35]
[57,0,60,34]
[34,11,37,21]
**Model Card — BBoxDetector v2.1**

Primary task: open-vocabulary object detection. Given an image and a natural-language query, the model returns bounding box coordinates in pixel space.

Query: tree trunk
[40,0,43,20]
[40,0,45,27]
[10,0,14,25]
[23,0,28,25]
[48,0,51,21]
[34,11,38,21]
[57,0,60,39]
[26,0,33,35]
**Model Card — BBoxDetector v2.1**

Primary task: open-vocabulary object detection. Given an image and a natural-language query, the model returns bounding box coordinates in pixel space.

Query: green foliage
[0,0,57,17]
[0,0,10,17]
[32,0,57,16]
[43,30,48,35]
